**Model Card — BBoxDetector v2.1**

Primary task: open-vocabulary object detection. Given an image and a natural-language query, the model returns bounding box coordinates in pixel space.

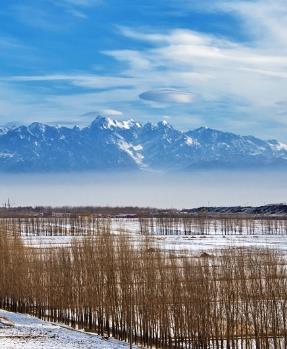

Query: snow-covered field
[20,218,287,253]
[0,309,137,349]
[149,234,287,254]
[112,219,287,253]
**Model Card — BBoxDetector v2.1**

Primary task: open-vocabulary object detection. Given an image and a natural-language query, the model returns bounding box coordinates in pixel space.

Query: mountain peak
[27,122,48,135]
[157,120,172,128]
[90,116,141,130]
[194,126,221,134]
[90,115,109,126]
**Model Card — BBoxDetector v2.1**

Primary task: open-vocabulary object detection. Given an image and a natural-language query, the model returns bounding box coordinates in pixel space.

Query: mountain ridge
[0,115,286,172]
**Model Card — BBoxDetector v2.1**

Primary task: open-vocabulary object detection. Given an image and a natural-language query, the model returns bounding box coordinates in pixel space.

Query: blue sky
[0,0,286,140]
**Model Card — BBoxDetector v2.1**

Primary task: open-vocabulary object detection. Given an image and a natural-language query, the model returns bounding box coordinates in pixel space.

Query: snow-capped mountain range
[0,115,287,172]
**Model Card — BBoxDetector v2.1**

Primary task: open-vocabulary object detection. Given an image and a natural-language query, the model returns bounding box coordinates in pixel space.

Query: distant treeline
[0,205,161,218]
[1,222,287,348]
[138,215,287,235]
[0,203,287,218]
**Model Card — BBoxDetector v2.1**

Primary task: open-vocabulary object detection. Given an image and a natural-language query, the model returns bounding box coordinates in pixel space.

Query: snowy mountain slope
[182,127,287,169]
[0,116,286,172]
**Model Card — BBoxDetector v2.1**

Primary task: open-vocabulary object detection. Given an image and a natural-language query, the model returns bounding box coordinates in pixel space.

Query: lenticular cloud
[139,88,194,104]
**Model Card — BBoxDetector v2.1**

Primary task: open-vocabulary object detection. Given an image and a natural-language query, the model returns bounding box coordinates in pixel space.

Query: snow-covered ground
[20,218,287,253]
[112,219,287,253]
[150,234,287,254]
[0,309,137,349]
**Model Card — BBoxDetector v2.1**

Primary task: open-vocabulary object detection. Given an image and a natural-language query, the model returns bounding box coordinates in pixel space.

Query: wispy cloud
[0,36,24,49]
[59,0,102,7]
[11,4,71,31]
[49,0,103,18]
[10,0,103,30]
[2,74,135,90]
[0,36,39,66]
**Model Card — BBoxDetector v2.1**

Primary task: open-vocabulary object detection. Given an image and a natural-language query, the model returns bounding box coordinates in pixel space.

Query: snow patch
[270,141,287,152]
[103,118,141,130]
[117,141,144,165]
[0,309,137,349]
[185,136,195,146]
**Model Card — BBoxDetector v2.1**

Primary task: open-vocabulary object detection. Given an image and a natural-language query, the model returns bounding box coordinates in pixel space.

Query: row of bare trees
[1,220,287,348]
[0,216,109,236]
[139,215,287,235]
[1,214,287,237]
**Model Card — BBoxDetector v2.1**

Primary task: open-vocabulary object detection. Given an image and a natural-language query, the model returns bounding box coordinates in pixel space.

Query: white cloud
[139,89,194,104]
[101,109,123,117]
[102,49,151,71]
[217,0,287,46]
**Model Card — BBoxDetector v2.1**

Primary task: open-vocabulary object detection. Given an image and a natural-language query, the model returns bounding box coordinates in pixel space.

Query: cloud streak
[58,0,102,6]
[10,0,103,30]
